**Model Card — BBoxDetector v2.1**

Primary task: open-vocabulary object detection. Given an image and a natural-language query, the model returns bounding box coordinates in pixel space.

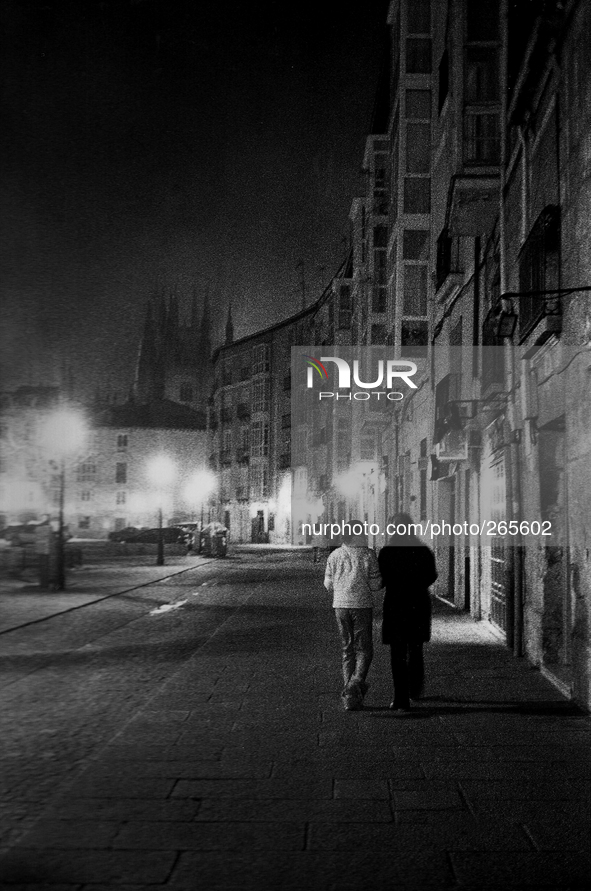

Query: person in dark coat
[378,513,437,711]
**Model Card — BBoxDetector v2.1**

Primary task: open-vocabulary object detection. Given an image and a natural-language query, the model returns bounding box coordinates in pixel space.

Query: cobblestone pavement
[0,551,589,889]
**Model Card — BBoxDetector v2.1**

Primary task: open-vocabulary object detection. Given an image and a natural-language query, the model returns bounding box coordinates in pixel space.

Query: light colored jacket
[324,542,383,608]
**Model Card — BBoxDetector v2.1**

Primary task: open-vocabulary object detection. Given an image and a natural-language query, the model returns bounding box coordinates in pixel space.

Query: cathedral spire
[225,300,234,345]
[198,292,212,363]
[135,300,158,401]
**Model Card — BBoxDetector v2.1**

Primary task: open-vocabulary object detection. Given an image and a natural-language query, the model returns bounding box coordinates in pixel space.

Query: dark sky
[0,0,389,398]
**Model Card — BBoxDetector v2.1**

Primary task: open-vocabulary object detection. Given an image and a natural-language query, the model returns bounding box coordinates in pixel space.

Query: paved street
[0,549,589,889]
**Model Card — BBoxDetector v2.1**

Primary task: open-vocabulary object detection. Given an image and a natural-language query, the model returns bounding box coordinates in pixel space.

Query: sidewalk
[0,556,589,889]
[0,556,206,634]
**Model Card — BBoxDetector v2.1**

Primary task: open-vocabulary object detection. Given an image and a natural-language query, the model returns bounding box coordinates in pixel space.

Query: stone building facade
[282,0,591,708]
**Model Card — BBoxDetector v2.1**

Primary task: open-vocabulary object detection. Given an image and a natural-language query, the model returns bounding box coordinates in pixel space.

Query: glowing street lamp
[40,408,87,590]
[147,455,176,565]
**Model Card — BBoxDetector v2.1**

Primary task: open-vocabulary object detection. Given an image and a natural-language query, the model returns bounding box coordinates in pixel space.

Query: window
[250,465,269,498]
[436,227,461,288]
[240,362,250,381]
[281,413,291,429]
[116,491,126,505]
[360,433,376,460]
[406,89,431,120]
[373,225,388,248]
[401,321,429,356]
[403,266,428,315]
[372,286,387,314]
[80,490,93,502]
[403,230,429,260]
[115,463,127,484]
[467,4,499,41]
[406,124,430,173]
[518,205,560,339]
[78,516,90,529]
[407,0,430,34]
[371,324,387,345]
[339,286,352,329]
[252,380,269,413]
[406,38,431,73]
[465,47,499,103]
[251,420,269,457]
[223,429,233,451]
[403,178,430,213]
[117,434,128,450]
[252,344,270,374]
[240,426,250,449]
[464,112,500,164]
[179,383,193,402]
[77,462,96,482]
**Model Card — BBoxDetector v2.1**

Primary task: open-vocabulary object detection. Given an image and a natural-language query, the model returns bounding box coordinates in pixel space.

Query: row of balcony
[209,451,291,470]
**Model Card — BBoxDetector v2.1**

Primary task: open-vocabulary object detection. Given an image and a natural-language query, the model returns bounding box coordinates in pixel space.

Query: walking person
[324,521,383,710]
[378,513,437,712]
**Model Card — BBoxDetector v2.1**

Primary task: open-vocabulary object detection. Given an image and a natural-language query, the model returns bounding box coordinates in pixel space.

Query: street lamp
[183,469,217,548]
[41,408,87,591]
[147,456,176,566]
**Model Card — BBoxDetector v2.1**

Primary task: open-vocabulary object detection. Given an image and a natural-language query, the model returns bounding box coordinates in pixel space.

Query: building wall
[67,424,208,537]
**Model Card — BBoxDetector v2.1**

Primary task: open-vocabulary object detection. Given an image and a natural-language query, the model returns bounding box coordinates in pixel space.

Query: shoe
[389,701,411,712]
[342,680,364,711]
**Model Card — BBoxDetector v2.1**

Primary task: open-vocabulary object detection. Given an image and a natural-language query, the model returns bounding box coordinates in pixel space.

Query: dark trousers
[389,638,424,708]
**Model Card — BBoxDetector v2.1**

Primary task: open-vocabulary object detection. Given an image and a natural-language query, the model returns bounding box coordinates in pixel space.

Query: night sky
[0,0,388,398]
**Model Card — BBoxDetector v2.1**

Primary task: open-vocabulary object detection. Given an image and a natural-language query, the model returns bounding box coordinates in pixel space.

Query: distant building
[210,304,316,543]
[135,290,212,417]
[0,387,61,528]
[74,399,209,537]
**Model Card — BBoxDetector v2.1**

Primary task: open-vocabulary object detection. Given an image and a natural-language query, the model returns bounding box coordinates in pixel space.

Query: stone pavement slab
[0,552,589,890]
[0,557,204,633]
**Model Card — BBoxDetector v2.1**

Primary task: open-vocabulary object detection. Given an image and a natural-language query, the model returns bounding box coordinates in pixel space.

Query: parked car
[0,521,51,547]
[132,526,184,544]
[108,526,140,543]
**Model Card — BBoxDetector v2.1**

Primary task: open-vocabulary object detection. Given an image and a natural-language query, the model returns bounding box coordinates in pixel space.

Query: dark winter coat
[378,541,437,645]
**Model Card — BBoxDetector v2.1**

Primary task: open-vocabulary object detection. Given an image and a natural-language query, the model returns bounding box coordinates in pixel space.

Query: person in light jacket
[324,521,383,710]
[378,513,437,712]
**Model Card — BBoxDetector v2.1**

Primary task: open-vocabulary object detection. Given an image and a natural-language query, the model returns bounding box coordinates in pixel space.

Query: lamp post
[183,470,217,552]
[41,408,87,591]
[147,456,176,566]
